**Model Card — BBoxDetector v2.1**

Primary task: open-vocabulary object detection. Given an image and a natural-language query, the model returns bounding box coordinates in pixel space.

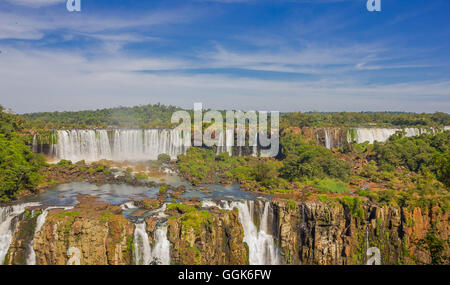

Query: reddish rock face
[6,195,447,265]
[32,196,135,265]
[271,199,449,265]
[164,205,249,265]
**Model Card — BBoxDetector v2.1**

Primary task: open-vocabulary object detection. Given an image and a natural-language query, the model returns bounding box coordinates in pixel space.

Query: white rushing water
[51,129,186,162]
[0,203,40,265]
[121,202,137,210]
[134,222,170,265]
[202,199,280,265]
[252,132,258,157]
[347,127,434,144]
[216,129,234,156]
[324,129,331,149]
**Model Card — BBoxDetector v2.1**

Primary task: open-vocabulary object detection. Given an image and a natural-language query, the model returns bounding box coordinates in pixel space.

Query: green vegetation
[23,103,183,129]
[370,131,449,186]
[177,147,289,191]
[316,179,349,194]
[413,228,449,265]
[280,111,450,128]
[167,203,198,214]
[21,102,450,129]
[279,132,351,182]
[157,153,171,163]
[0,106,46,201]
[159,184,168,194]
[287,199,297,210]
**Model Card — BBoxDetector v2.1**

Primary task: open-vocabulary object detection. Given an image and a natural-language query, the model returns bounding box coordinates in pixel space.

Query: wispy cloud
[0,0,448,113]
[5,0,65,8]
[1,45,448,113]
[0,6,198,40]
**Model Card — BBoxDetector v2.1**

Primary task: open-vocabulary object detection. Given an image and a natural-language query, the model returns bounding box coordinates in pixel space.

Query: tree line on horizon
[7,103,450,129]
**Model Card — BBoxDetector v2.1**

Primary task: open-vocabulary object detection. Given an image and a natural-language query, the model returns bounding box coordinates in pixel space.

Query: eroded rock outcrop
[271,198,449,265]
[4,208,40,265]
[32,196,135,265]
[4,195,447,265]
[163,203,249,265]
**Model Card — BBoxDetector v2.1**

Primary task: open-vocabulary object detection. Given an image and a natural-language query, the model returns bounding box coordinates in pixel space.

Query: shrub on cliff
[157,153,171,163]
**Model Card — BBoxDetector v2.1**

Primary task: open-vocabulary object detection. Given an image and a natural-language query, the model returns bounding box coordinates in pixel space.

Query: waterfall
[216,130,234,156]
[231,200,280,265]
[32,134,38,153]
[121,202,137,210]
[348,127,430,144]
[324,129,331,149]
[216,131,224,155]
[226,129,234,156]
[51,129,186,162]
[202,199,280,265]
[151,225,170,265]
[252,132,258,157]
[0,203,40,265]
[134,223,152,265]
[134,222,170,265]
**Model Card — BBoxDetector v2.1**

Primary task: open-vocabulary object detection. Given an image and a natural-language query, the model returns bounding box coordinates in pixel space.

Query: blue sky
[0,0,449,113]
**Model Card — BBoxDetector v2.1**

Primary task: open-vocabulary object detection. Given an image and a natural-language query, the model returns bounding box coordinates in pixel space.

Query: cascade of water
[52,129,186,162]
[251,132,258,157]
[121,202,137,210]
[134,222,152,265]
[216,130,224,155]
[133,222,170,265]
[0,203,40,265]
[202,199,280,265]
[324,129,331,149]
[151,225,170,265]
[216,129,234,156]
[226,129,234,156]
[349,127,428,144]
[32,134,38,153]
[237,200,280,265]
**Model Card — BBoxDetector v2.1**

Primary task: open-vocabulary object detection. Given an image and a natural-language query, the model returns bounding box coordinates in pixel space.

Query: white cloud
[0,7,197,40]
[199,43,385,74]
[5,0,65,8]
[0,46,448,113]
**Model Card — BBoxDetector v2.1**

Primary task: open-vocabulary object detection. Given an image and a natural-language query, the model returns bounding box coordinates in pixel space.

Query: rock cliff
[164,203,249,265]
[32,196,134,265]
[271,198,449,265]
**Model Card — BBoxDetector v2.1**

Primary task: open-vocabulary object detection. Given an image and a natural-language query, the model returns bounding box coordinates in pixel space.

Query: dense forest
[23,104,183,129]
[22,104,450,129]
[0,106,46,201]
[280,111,450,128]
